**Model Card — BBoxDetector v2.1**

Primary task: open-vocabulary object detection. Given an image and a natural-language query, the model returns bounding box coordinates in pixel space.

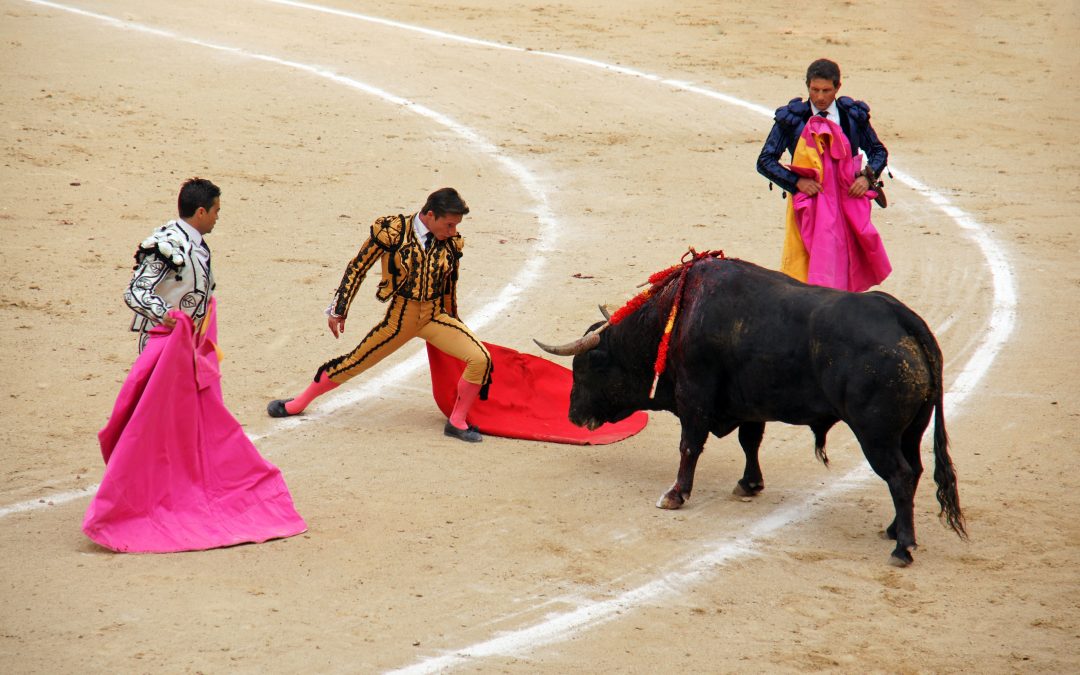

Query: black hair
[805,59,841,87]
[177,178,221,218]
[420,187,469,218]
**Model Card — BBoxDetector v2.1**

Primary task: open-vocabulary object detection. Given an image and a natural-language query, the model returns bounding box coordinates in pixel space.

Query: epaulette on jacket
[135,224,187,270]
[775,98,810,128]
[447,235,464,257]
[447,235,464,281]
[372,215,406,251]
[837,96,871,124]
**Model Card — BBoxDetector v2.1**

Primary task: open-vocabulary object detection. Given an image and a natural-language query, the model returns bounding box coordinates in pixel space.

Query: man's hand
[161,315,177,328]
[848,175,870,198]
[328,314,346,339]
[796,176,823,196]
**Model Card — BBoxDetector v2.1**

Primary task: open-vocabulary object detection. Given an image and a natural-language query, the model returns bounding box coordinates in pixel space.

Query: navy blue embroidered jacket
[756,95,888,195]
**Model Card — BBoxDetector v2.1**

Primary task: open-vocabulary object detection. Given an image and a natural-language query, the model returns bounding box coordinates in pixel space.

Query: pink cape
[787,115,892,292]
[83,300,307,553]
[427,342,648,445]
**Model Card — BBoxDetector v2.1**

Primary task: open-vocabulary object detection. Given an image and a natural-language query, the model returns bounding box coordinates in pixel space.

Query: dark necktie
[424,232,434,250]
[197,239,212,285]
[817,110,829,118]
[200,239,211,271]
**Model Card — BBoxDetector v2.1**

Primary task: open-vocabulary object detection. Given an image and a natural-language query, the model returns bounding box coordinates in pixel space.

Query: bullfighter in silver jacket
[125,178,219,351]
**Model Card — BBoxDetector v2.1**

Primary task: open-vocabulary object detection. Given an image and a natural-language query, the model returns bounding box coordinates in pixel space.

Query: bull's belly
[716,399,835,427]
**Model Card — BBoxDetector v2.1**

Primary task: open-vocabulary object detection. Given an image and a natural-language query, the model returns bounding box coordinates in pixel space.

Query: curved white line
[11,3,1018,673]
[261,0,775,117]
[245,0,1020,420]
[224,5,1013,673]
[391,469,874,674]
[0,487,97,519]
[890,168,1018,411]
[396,176,1017,666]
[252,6,1018,403]
[6,0,558,510]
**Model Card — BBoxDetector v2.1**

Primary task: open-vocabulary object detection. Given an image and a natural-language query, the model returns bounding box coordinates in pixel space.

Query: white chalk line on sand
[3,0,557,517]
[9,2,1017,672]
[235,5,1016,673]
[260,0,775,118]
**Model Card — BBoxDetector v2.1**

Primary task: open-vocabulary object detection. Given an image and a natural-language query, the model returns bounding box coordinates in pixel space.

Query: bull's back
[683,260,939,420]
[679,260,843,420]
[684,258,837,362]
[807,291,939,417]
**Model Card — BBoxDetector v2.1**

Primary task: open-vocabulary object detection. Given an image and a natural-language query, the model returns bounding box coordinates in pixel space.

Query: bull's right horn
[598,304,612,321]
[533,323,607,356]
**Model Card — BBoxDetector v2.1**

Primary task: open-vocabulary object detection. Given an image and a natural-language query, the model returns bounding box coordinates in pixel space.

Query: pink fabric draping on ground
[788,115,891,292]
[84,299,307,553]
[427,342,648,445]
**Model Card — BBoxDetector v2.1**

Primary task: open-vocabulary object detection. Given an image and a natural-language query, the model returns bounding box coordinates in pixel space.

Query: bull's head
[535,307,652,430]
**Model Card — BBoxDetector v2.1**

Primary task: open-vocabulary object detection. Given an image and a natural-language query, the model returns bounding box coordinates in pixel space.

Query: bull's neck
[613,286,682,407]
[608,303,665,385]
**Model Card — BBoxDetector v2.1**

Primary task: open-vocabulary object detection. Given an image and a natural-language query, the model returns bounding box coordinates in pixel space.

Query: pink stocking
[449,378,482,430]
[285,372,339,415]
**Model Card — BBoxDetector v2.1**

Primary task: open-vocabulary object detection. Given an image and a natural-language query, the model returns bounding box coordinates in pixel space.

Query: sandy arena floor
[1,0,1078,672]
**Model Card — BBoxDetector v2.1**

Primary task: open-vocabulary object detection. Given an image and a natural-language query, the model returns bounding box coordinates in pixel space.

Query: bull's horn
[533,323,607,356]
[599,304,612,321]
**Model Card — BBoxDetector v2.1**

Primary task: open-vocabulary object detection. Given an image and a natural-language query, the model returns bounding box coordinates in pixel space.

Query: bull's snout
[569,415,602,431]
[568,403,602,431]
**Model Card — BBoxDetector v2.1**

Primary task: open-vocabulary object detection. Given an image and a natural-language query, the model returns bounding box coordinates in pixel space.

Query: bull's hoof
[656,490,686,510]
[732,480,764,497]
[888,547,915,567]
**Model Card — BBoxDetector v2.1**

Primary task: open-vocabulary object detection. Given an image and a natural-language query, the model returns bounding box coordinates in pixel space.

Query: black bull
[536,258,966,566]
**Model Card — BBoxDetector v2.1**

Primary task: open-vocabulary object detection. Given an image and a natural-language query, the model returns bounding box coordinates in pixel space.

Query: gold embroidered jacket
[331,214,464,319]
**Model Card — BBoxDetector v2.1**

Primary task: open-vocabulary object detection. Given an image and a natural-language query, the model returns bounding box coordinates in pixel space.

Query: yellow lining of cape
[196,300,224,363]
[779,130,828,282]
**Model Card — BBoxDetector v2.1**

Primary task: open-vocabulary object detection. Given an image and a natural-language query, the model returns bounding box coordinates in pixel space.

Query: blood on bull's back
[537,257,965,566]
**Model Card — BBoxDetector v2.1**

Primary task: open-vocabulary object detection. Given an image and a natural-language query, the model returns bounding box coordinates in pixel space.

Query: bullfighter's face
[807,77,839,113]
[191,197,221,235]
[423,211,464,241]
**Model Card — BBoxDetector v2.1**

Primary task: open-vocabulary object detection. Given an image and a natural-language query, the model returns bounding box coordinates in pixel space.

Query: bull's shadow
[536,256,966,567]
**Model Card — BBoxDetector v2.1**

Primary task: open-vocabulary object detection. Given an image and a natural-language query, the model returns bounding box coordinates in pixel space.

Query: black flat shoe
[444,421,482,443]
[267,398,297,418]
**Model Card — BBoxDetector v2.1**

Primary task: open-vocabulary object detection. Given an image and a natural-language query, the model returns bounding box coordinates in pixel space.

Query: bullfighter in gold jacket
[267,188,492,443]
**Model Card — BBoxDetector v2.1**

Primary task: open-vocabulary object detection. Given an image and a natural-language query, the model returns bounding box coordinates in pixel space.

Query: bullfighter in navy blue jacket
[757,58,888,198]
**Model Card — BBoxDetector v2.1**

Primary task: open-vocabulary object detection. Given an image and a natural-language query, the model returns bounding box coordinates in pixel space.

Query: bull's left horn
[598,304,612,321]
[533,324,607,356]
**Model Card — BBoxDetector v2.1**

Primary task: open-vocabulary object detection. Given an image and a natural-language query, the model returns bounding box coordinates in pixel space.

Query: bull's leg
[657,420,711,510]
[857,432,919,566]
[733,422,766,497]
[886,406,931,540]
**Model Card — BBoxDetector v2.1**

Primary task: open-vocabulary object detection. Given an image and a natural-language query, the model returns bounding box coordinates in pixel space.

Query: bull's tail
[880,293,967,540]
[931,386,967,539]
[897,301,967,540]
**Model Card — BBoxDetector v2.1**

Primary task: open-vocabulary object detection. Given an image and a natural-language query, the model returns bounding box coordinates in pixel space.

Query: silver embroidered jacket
[125,220,214,351]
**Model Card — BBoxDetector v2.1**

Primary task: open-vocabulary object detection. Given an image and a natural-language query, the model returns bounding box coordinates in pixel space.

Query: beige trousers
[320,296,492,386]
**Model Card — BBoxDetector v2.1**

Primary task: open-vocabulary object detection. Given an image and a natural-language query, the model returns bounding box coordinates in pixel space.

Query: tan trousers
[320,296,492,386]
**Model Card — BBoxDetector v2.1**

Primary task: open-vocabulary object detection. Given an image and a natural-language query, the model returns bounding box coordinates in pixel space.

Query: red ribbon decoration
[608,248,725,398]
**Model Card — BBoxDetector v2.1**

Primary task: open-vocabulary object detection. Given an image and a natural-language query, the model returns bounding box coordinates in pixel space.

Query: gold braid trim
[332,216,402,317]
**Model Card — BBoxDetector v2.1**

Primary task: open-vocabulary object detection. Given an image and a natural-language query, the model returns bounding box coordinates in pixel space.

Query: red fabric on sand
[427,342,648,445]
